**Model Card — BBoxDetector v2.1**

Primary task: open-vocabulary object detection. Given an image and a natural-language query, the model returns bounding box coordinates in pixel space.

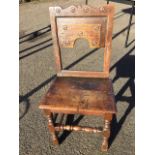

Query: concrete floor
[19,0,135,155]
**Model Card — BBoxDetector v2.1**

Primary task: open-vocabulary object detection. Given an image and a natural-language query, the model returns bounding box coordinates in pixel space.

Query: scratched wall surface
[19,0,135,155]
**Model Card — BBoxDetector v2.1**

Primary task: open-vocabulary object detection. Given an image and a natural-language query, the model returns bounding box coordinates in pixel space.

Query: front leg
[47,114,59,145]
[101,113,113,152]
[43,110,59,145]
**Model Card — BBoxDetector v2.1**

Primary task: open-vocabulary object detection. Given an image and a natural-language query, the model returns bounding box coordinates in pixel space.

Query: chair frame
[39,4,116,152]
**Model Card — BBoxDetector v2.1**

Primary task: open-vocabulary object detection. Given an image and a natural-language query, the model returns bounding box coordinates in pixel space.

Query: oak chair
[39,4,116,152]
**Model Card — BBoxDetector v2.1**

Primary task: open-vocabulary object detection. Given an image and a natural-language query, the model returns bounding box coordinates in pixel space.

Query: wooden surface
[39,77,116,115]
[57,70,108,78]
[54,125,102,133]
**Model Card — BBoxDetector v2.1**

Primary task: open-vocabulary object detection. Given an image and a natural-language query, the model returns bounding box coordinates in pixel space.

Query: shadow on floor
[19,25,52,59]
[19,96,30,120]
[58,115,84,144]
[112,23,134,40]
[19,40,53,60]
[123,5,135,47]
[20,38,52,54]
[19,25,51,44]
[109,50,135,146]
[122,7,135,15]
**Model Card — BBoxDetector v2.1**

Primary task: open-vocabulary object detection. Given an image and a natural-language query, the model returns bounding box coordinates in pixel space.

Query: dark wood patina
[39,4,116,152]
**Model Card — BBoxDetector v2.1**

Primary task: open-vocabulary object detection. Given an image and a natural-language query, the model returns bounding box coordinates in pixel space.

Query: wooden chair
[39,4,116,152]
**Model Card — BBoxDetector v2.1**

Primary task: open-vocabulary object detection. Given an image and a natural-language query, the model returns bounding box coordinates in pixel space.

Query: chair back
[49,4,115,78]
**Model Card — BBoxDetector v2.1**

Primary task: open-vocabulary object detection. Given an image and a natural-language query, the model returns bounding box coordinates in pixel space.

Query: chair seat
[39,77,117,115]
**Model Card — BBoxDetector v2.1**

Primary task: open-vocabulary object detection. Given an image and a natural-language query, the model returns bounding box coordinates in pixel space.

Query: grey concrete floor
[19,0,135,155]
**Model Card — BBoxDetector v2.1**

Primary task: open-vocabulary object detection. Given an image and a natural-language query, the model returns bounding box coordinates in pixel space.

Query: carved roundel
[70,6,76,13]
[49,4,114,16]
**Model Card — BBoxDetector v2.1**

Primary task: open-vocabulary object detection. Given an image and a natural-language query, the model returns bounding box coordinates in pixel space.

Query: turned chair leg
[47,113,59,145]
[101,114,113,152]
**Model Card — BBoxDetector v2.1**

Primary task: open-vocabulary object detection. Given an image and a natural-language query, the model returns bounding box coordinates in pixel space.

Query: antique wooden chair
[39,4,116,152]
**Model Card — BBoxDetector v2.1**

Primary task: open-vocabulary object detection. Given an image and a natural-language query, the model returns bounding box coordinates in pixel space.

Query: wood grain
[39,77,116,115]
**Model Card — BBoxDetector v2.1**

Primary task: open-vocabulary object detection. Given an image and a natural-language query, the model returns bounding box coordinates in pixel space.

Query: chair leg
[47,113,59,145]
[101,114,113,152]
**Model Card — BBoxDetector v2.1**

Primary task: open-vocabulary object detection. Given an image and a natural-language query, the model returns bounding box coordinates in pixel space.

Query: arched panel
[57,17,107,48]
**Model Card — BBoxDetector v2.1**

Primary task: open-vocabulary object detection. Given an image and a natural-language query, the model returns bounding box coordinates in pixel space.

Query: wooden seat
[39,77,116,115]
[39,4,116,152]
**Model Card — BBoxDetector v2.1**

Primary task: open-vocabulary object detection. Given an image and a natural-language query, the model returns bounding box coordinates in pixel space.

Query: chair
[39,4,116,152]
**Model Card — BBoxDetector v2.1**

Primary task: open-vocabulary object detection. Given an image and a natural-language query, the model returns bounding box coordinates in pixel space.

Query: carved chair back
[49,4,114,78]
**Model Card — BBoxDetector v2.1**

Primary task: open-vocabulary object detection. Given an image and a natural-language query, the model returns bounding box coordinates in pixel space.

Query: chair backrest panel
[57,17,107,48]
[49,4,114,78]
